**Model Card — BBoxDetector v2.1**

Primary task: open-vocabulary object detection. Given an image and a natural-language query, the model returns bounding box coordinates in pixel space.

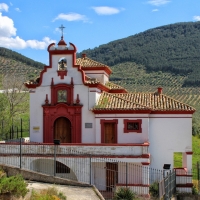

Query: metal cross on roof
[59,24,65,39]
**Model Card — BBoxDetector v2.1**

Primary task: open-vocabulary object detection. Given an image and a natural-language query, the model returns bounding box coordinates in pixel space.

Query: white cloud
[193,16,200,21]
[0,36,55,50]
[0,36,27,49]
[53,13,88,22]
[148,0,170,6]
[152,9,159,12]
[92,6,122,15]
[15,8,21,12]
[0,3,9,12]
[10,2,13,6]
[0,13,56,50]
[0,13,16,37]
[26,37,56,49]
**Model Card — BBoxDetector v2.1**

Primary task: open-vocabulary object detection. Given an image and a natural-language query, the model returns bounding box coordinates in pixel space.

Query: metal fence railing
[0,141,165,199]
[0,118,29,141]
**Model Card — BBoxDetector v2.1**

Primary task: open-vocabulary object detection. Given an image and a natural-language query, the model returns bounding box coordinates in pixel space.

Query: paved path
[24,181,102,200]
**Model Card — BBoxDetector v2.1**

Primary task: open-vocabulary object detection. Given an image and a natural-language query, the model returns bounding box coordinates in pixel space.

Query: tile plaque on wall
[33,126,40,133]
[85,123,92,128]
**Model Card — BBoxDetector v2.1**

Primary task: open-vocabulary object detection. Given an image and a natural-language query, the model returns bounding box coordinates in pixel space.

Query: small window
[58,57,67,71]
[57,90,67,102]
[124,119,142,133]
[127,122,139,130]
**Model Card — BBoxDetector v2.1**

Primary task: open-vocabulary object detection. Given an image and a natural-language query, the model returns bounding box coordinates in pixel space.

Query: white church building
[24,34,195,194]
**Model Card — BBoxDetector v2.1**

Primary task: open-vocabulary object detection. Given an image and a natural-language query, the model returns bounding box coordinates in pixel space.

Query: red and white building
[24,36,195,194]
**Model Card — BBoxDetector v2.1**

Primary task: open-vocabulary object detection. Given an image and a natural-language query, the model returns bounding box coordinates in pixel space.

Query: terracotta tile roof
[93,92,149,110]
[114,92,195,111]
[105,81,125,90]
[76,57,111,69]
[24,76,40,85]
[93,91,195,112]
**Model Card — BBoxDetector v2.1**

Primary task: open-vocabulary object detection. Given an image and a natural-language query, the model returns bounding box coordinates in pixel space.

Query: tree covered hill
[0,47,45,80]
[77,21,200,87]
[0,47,44,69]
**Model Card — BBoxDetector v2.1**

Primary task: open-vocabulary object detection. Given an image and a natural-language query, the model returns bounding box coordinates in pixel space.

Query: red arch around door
[43,104,82,143]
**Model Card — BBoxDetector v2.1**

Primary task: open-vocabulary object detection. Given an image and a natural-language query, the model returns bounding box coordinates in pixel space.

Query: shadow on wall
[30,159,78,181]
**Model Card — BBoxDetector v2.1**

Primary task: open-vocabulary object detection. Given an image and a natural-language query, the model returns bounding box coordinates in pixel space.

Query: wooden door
[106,163,118,191]
[104,123,115,143]
[54,117,71,143]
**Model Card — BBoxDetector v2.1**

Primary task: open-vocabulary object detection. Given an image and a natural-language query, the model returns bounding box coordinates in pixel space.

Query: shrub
[0,174,29,198]
[30,187,66,200]
[149,181,159,198]
[192,185,198,195]
[113,187,137,200]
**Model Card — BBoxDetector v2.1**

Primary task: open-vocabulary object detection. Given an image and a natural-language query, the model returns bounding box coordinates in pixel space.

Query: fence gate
[159,170,176,200]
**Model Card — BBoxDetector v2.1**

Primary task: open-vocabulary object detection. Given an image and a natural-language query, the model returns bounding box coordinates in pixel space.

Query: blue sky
[0,0,200,65]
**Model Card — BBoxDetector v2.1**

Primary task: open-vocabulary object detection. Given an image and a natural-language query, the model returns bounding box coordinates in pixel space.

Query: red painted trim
[24,65,51,88]
[85,83,110,92]
[68,42,77,52]
[116,184,149,187]
[82,67,112,75]
[149,117,193,118]
[109,89,127,93]
[93,110,194,114]
[141,162,150,165]
[49,50,76,55]
[93,110,151,114]
[47,43,56,51]
[57,70,67,79]
[176,175,192,177]
[151,111,195,114]
[176,183,193,187]
[43,103,82,143]
[0,154,150,158]
[124,119,142,133]
[186,152,193,155]
[51,83,74,105]
[174,167,187,170]
[58,40,67,45]
[25,42,88,90]
[100,119,118,143]
[95,116,193,119]
[0,143,150,146]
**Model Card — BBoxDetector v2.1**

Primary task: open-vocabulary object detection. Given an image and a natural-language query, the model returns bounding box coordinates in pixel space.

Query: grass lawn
[174,136,200,180]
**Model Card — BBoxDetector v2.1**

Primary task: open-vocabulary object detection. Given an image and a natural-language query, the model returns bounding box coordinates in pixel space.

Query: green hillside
[0,21,200,119]
[0,47,44,69]
[0,48,45,80]
[109,61,200,119]
[77,21,200,87]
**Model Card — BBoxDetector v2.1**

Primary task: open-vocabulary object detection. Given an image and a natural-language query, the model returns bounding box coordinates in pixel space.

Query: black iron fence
[0,118,29,140]
[0,141,165,199]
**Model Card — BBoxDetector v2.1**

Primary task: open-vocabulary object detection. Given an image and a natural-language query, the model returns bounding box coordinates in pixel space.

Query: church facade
[25,36,195,193]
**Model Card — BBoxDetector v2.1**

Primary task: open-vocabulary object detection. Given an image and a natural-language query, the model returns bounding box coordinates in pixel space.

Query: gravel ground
[23,181,102,200]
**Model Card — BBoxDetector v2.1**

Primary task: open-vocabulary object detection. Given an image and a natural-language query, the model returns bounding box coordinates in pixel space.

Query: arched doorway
[54,117,71,143]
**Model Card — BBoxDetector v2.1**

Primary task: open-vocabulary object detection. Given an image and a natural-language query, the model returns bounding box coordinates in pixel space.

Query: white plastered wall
[149,114,192,171]
[29,53,98,143]
[95,114,149,144]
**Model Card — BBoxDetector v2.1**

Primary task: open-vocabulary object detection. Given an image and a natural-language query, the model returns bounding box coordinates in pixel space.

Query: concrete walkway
[24,181,102,200]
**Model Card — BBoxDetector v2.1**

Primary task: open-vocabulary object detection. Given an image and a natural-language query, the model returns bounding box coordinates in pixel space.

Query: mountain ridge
[77,21,200,87]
